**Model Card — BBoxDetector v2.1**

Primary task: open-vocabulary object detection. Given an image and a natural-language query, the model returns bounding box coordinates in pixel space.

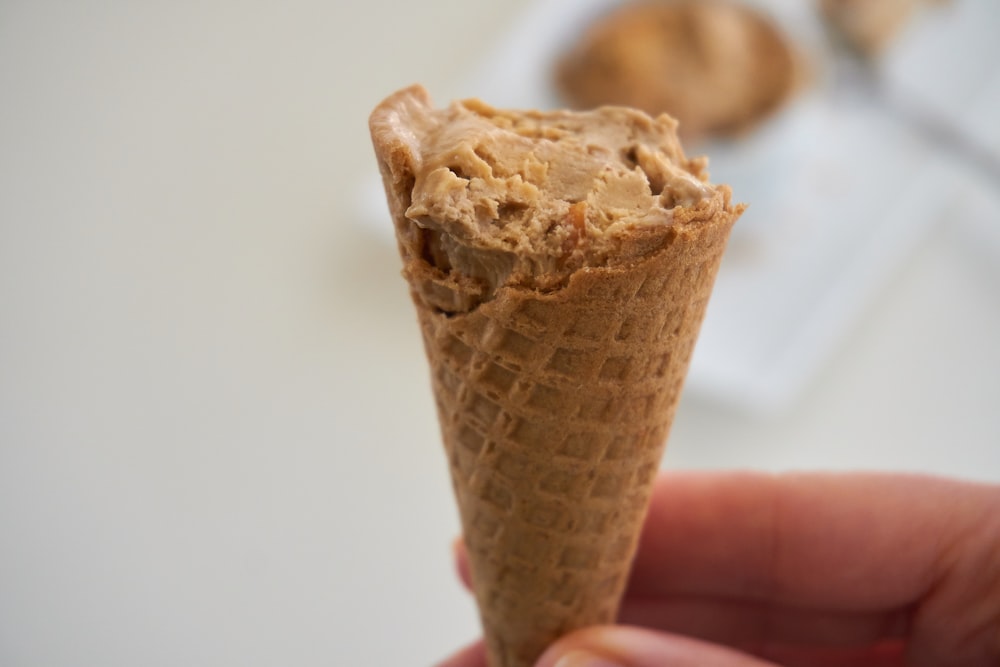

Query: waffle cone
[370,86,742,667]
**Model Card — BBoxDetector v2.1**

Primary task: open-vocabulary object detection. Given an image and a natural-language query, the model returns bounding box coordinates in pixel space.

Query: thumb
[534,626,778,667]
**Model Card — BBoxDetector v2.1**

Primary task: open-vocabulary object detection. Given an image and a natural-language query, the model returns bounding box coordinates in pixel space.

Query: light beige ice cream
[381,92,720,309]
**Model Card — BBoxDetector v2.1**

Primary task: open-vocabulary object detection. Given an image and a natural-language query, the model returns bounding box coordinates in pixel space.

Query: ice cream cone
[370,85,742,667]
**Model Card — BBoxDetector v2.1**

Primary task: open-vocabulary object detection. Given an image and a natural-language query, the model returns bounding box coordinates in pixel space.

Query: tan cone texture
[371,87,741,667]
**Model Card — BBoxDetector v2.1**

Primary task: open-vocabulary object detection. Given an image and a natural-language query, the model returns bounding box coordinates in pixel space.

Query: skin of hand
[436,472,1000,667]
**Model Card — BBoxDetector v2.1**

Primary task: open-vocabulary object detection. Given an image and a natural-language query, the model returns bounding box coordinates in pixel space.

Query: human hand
[437,472,1000,667]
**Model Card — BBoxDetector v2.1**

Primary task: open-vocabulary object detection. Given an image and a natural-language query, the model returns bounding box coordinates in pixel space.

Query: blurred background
[1,1,997,665]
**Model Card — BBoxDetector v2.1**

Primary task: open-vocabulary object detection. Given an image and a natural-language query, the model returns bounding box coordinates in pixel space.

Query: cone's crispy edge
[370,85,743,667]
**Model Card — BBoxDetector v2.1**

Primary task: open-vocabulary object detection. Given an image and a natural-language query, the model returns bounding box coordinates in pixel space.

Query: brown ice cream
[370,85,742,667]
[386,91,717,303]
[555,0,802,140]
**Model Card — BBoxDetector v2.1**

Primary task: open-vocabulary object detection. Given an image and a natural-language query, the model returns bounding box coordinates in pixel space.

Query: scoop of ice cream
[369,85,730,313]
[555,0,801,140]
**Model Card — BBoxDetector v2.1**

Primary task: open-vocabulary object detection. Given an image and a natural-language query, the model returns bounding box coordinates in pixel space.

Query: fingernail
[553,650,622,667]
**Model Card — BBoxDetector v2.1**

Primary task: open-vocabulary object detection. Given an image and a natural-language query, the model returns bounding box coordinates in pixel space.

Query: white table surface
[1,2,998,666]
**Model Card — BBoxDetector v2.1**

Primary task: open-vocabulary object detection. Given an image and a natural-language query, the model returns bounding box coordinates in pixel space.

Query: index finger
[629,471,1000,609]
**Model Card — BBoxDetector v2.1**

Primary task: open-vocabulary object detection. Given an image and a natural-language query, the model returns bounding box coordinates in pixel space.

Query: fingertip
[435,638,487,667]
[533,627,627,667]
[534,625,775,667]
[452,536,472,590]
[547,650,622,667]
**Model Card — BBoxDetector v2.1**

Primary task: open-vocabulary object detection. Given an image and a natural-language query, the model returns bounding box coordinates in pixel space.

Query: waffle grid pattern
[416,243,727,667]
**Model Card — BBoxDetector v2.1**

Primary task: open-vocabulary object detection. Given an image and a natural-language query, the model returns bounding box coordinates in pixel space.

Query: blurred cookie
[554,0,802,140]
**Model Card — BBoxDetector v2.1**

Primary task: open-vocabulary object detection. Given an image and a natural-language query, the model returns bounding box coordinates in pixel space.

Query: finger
[756,641,905,667]
[533,625,778,667]
[452,474,1000,660]
[434,639,487,667]
[455,537,911,648]
[619,594,909,648]
[455,472,994,608]
[630,472,994,609]
[453,536,472,591]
